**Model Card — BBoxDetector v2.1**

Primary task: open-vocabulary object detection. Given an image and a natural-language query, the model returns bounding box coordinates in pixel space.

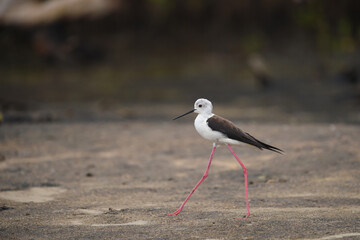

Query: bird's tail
[257,140,284,154]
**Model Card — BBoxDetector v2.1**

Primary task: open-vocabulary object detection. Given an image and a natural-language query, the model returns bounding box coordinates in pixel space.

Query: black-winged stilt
[169,98,283,218]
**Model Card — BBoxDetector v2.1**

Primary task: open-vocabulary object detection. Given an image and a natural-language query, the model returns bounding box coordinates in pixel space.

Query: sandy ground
[0,121,359,239]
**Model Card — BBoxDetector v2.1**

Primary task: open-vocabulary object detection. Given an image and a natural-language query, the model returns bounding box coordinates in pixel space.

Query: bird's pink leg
[227,144,250,219]
[168,145,216,216]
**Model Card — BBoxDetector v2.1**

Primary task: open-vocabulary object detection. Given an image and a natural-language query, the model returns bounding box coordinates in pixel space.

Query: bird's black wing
[207,115,283,154]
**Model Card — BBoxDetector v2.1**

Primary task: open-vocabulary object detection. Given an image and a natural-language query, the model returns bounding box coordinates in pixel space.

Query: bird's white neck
[197,112,214,120]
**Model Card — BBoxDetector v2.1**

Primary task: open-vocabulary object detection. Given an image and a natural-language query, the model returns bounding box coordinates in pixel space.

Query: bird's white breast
[194,114,225,142]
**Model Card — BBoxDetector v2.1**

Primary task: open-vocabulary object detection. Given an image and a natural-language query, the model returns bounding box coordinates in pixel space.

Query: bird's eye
[199,104,202,108]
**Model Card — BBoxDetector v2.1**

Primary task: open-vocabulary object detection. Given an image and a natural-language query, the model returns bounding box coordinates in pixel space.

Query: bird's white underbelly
[194,114,226,143]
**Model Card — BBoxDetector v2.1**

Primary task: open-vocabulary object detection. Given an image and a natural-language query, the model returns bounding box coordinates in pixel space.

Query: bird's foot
[236,213,250,219]
[168,208,182,216]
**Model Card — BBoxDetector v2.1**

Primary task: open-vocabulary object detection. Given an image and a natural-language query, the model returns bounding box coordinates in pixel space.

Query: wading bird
[169,98,283,218]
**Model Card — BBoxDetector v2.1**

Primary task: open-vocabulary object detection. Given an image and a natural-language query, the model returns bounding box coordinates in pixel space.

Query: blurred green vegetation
[294,1,359,53]
[0,0,359,117]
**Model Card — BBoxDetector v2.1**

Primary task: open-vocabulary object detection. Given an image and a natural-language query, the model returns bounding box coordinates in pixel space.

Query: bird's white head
[194,98,213,115]
[172,98,213,120]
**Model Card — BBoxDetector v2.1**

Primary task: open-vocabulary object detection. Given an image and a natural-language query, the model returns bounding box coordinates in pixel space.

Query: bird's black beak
[173,109,195,120]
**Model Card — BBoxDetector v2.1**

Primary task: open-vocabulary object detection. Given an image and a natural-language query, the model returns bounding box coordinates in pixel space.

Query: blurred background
[0,0,359,123]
